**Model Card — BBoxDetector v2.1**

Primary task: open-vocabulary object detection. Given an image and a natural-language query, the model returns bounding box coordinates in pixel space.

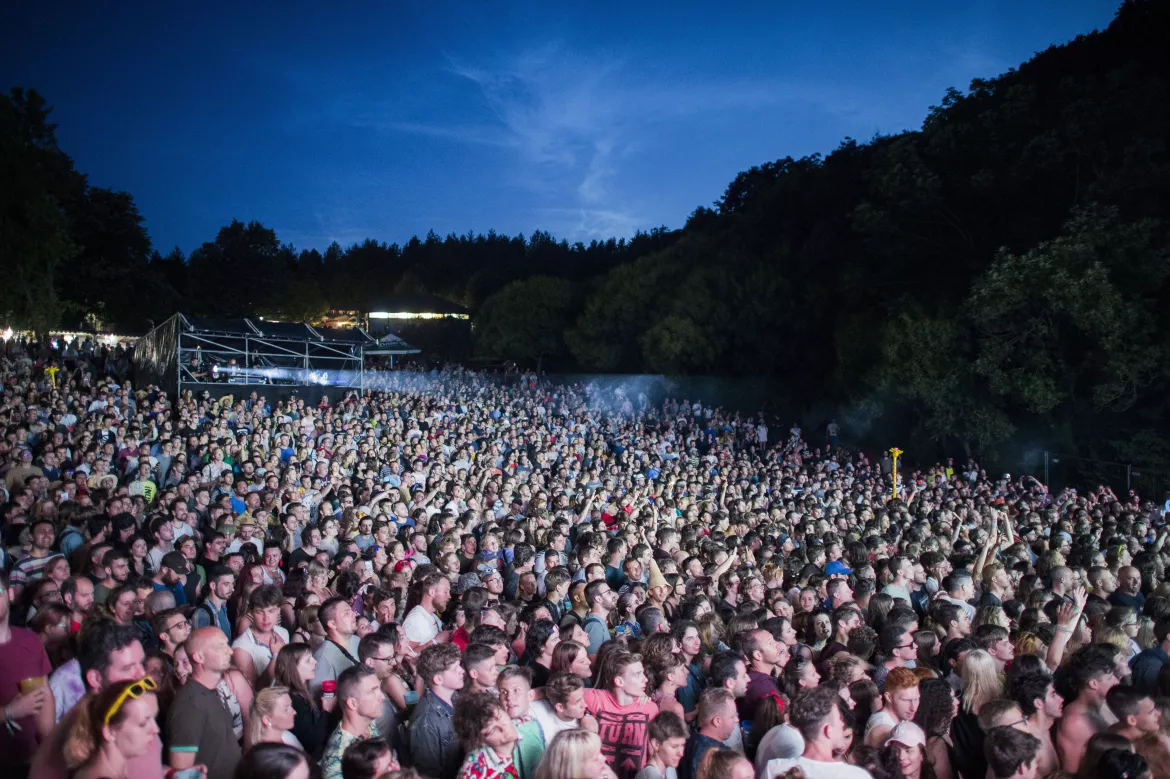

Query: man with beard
[32,620,164,779]
[403,573,452,653]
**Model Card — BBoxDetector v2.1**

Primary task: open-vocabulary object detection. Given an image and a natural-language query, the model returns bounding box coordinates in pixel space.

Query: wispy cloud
[361,41,810,239]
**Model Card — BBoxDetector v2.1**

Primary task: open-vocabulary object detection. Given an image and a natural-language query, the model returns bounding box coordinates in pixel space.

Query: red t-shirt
[582,688,659,779]
[0,627,53,764]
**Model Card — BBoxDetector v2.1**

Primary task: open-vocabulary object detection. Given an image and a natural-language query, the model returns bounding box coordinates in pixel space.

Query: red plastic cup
[322,679,336,700]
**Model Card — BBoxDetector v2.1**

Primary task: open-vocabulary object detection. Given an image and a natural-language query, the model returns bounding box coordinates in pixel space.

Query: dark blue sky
[3,1,1118,254]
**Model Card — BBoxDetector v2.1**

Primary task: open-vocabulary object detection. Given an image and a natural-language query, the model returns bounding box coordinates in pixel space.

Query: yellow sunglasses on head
[103,676,158,726]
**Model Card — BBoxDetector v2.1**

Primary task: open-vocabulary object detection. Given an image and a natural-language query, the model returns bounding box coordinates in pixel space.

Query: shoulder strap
[198,599,218,624]
[329,638,361,666]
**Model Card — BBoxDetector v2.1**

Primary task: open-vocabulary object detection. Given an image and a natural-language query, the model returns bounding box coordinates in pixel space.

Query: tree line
[2,0,1168,469]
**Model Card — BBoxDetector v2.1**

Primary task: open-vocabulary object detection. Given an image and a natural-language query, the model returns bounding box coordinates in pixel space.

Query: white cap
[886,721,926,749]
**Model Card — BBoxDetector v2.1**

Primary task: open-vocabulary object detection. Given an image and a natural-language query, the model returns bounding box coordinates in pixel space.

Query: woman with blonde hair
[972,605,1010,631]
[949,649,1002,779]
[247,686,301,748]
[65,677,160,779]
[534,728,615,779]
[1097,626,1135,659]
[696,613,727,656]
[960,649,1003,715]
[1013,632,1046,659]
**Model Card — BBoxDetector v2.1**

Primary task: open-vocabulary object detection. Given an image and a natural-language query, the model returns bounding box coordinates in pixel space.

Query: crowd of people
[2,335,1170,779]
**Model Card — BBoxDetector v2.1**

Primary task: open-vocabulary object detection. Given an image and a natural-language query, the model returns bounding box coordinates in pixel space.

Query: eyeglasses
[104,676,158,725]
[368,655,394,663]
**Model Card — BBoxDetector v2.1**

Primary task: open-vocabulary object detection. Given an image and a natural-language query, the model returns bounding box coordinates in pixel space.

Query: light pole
[890,447,903,499]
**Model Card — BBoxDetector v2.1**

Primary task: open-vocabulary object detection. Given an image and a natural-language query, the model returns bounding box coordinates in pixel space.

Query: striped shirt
[10,552,62,587]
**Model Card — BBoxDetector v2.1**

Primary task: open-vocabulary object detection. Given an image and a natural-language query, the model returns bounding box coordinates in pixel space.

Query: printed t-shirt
[582,688,658,779]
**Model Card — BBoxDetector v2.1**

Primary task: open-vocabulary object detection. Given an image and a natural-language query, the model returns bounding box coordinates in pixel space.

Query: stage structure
[134,313,419,398]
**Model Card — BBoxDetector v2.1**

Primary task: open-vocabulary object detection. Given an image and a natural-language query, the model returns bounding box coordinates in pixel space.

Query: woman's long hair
[550,640,587,677]
[914,678,957,739]
[751,693,787,754]
[913,631,940,675]
[696,613,725,656]
[960,650,1003,715]
[274,644,315,709]
[868,594,895,634]
[533,729,601,779]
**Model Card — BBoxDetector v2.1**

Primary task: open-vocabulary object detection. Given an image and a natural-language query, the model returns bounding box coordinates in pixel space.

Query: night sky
[2,1,1118,254]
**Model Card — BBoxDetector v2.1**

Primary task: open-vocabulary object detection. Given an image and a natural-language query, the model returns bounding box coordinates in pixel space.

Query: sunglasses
[104,676,158,725]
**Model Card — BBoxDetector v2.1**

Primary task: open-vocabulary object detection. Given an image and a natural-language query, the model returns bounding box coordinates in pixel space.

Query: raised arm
[1046,586,1087,671]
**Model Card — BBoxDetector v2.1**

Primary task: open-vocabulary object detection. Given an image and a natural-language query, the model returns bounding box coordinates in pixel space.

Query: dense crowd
[2,335,1170,779]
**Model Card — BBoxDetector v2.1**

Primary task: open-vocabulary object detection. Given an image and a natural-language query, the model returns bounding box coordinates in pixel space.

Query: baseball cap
[886,721,926,749]
[825,559,853,576]
[477,564,502,580]
[456,573,483,594]
[160,551,191,575]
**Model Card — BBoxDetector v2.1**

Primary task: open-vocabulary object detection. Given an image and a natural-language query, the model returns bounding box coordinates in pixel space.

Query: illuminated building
[361,294,471,358]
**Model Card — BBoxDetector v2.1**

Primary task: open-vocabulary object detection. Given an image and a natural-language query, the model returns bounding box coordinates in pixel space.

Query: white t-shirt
[765,757,873,779]
[232,626,289,675]
[228,537,263,557]
[530,700,578,742]
[148,543,173,572]
[402,605,442,645]
[754,724,805,775]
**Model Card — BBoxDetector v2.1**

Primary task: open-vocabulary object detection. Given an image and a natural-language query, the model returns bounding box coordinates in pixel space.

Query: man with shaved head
[1109,566,1145,610]
[167,627,241,779]
[1049,567,1075,602]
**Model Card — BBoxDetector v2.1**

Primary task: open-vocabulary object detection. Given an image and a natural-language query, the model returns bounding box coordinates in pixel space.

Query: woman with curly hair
[644,652,687,719]
[913,678,957,779]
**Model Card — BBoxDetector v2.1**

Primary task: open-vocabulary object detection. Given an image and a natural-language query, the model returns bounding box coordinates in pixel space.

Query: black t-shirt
[289,546,315,570]
[950,708,987,779]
